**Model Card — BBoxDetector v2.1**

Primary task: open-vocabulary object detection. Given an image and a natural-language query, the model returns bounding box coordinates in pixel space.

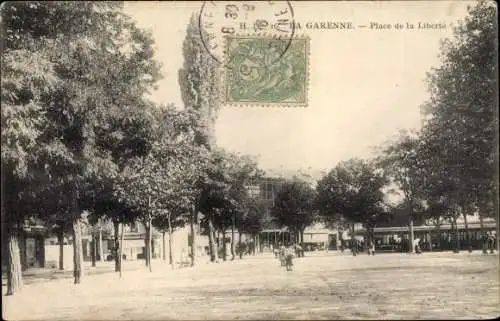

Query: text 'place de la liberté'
[238,21,449,31]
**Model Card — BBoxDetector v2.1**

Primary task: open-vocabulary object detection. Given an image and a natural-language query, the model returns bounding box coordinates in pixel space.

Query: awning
[261,228,288,233]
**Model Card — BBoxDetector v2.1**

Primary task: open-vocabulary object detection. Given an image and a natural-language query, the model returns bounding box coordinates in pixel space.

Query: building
[354,217,497,252]
[9,216,210,271]
[247,176,343,251]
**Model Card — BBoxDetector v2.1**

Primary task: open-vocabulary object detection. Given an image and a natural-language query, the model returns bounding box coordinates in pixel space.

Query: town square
[1,1,499,320]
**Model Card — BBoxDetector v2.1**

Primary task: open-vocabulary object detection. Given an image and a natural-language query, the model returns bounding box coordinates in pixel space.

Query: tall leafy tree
[376,130,427,253]
[316,159,388,255]
[116,105,206,271]
[178,13,221,265]
[420,1,498,251]
[2,2,162,286]
[210,152,263,260]
[271,179,316,245]
[239,197,267,257]
[1,1,63,295]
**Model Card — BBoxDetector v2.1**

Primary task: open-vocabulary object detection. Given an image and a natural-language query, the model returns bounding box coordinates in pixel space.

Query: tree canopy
[271,178,316,237]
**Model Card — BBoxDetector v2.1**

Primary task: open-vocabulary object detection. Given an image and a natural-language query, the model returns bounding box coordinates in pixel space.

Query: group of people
[483,232,497,254]
[273,244,304,271]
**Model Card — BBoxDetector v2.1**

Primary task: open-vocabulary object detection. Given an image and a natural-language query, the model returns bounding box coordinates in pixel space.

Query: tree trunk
[231,215,236,260]
[98,228,104,262]
[119,223,124,278]
[207,216,218,262]
[145,217,152,272]
[463,212,472,253]
[18,221,26,272]
[452,215,460,253]
[162,231,166,261]
[435,218,442,251]
[351,223,356,256]
[113,220,120,272]
[144,224,149,267]
[238,231,243,259]
[496,199,500,254]
[479,213,487,253]
[148,218,153,272]
[252,235,257,255]
[90,233,96,267]
[72,217,84,284]
[222,228,228,261]
[409,218,415,254]
[167,213,175,269]
[58,226,64,270]
[364,226,369,254]
[6,231,23,295]
[190,208,197,267]
[168,231,175,269]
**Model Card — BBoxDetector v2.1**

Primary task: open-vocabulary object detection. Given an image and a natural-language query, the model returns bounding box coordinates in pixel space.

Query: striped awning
[261,228,288,233]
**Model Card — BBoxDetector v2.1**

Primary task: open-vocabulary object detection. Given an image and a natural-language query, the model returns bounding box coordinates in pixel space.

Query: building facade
[13,217,210,271]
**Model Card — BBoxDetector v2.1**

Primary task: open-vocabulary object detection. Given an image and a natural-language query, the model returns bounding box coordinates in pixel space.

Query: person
[285,245,294,271]
[273,247,279,258]
[295,243,304,258]
[488,232,495,254]
[369,240,375,256]
[279,245,286,266]
[414,238,421,254]
[482,232,489,254]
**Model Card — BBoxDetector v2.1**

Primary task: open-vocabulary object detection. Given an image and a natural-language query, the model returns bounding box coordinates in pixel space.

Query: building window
[130,222,138,233]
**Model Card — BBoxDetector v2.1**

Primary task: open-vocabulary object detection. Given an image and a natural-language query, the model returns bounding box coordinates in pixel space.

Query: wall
[45,245,73,269]
[120,226,210,263]
[303,233,329,243]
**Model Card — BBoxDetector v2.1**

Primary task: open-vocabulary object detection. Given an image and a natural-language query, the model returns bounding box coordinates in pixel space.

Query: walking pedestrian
[488,232,495,254]
[279,245,286,266]
[285,245,294,271]
[369,240,375,256]
[414,238,422,254]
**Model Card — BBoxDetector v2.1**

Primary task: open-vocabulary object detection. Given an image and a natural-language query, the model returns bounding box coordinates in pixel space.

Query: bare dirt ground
[3,251,499,320]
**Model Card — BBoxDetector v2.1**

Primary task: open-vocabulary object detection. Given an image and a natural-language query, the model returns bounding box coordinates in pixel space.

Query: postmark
[199,1,295,66]
[223,35,310,107]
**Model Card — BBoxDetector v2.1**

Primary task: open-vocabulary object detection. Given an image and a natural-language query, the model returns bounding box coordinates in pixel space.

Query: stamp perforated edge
[221,33,311,108]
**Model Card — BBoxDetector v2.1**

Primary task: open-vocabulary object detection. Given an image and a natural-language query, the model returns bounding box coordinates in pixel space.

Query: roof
[366,221,497,234]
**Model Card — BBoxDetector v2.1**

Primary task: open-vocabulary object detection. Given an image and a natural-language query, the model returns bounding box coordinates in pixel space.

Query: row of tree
[1,2,267,296]
[1,1,497,298]
[268,1,498,255]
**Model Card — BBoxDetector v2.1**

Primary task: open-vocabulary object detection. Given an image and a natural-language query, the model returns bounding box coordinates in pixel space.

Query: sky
[123,1,473,176]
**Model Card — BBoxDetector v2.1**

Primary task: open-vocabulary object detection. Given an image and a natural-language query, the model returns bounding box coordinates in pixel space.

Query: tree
[420,1,498,252]
[2,2,162,285]
[214,152,262,260]
[198,150,262,261]
[178,13,221,265]
[316,159,388,256]
[92,189,139,272]
[239,197,267,257]
[377,130,427,253]
[1,1,64,295]
[271,179,316,245]
[152,207,187,269]
[198,150,231,263]
[116,105,206,271]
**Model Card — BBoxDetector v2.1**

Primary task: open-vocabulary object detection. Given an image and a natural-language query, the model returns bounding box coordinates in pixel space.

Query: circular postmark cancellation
[198,1,295,67]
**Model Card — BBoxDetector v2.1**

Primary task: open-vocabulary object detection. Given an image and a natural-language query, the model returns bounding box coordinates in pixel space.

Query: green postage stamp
[223,36,310,107]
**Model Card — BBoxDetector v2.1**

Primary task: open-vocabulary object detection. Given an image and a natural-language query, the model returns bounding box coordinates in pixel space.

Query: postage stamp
[223,35,310,107]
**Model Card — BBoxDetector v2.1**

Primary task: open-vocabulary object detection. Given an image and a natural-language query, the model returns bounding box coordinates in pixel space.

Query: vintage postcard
[2,1,498,320]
